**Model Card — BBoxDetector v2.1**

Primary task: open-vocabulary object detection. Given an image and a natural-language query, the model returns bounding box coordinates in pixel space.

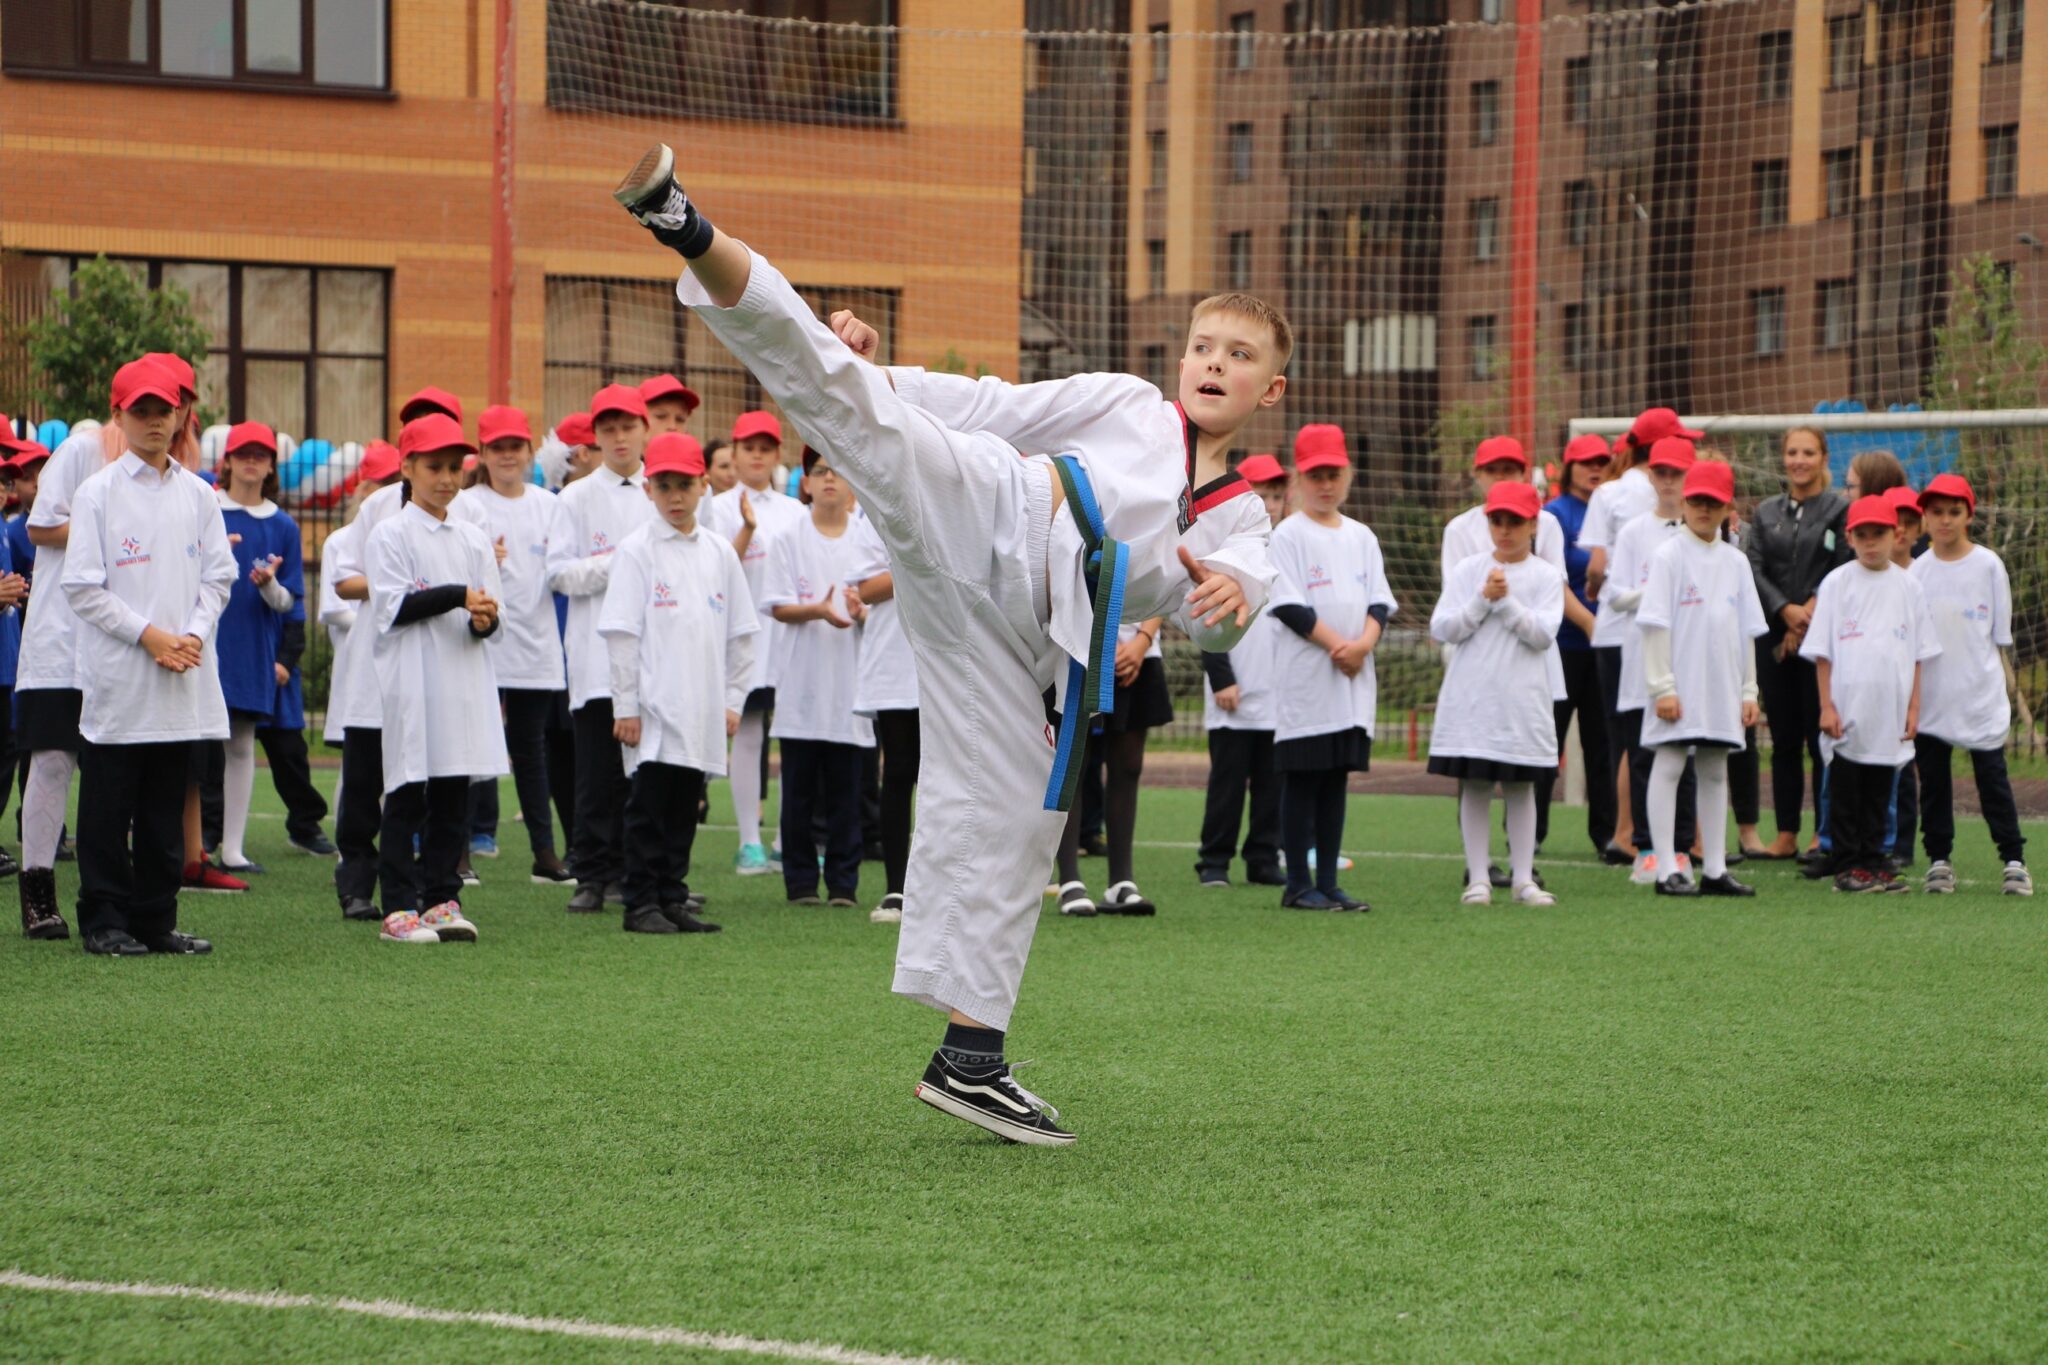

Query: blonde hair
[1190,293,1294,373]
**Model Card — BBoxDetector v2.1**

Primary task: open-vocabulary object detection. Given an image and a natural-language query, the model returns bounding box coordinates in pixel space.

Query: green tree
[22,256,211,423]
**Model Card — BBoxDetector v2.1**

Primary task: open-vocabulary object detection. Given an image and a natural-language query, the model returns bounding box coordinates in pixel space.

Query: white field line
[0,1269,966,1365]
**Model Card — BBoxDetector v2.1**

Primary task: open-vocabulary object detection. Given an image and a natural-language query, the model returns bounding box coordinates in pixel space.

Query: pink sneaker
[420,902,477,943]
[380,911,438,944]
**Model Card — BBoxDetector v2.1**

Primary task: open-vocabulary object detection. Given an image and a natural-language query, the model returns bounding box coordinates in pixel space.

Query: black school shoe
[340,896,380,922]
[1245,864,1287,887]
[660,904,723,933]
[1327,890,1370,912]
[565,883,606,914]
[1100,881,1156,916]
[913,1051,1075,1147]
[1697,873,1756,897]
[623,905,680,934]
[139,930,212,955]
[288,831,339,857]
[82,927,150,956]
[1600,844,1636,867]
[1654,873,1698,898]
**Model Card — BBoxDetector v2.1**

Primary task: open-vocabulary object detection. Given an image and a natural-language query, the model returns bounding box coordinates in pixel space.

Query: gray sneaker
[2003,862,2034,897]
[1923,860,1957,895]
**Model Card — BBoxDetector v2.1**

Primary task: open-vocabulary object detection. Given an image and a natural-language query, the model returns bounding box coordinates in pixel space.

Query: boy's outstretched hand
[829,310,880,361]
[1179,547,1249,629]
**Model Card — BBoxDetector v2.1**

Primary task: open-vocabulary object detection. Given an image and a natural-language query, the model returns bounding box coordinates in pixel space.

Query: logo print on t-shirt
[796,574,813,599]
[591,530,613,556]
[1839,617,1863,641]
[115,536,150,568]
[708,591,726,615]
[1678,580,1704,607]
[1305,563,1333,590]
[652,579,678,609]
[1965,601,1992,622]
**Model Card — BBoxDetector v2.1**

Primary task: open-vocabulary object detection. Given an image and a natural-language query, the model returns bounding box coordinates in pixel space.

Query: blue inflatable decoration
[279,435,321,495]
[36,420,68,451]
[1810,400,1960,489]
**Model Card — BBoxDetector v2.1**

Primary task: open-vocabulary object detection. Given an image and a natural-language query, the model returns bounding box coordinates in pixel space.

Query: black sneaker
[1697,873,1756,897]
[623,905,680,934]
[614,143,689,221]
[1833,868,1882,894]
[1281,889,1341,910]
[288,831,339,857]
[1487,862,1511,889]
[913,1051,1075,1147]
[1874,868,1911,894]
[603,881,626,907]
[220,859,266,877]
[0,849,19,878]
[1328,890,1370,912]
[1196,868,1230,889]
[565,883,605,914]
[340,897,380,922]
[138,930,212,955]
[660,905,723,933]
[1800,854,1836,881]
[1600,844,1636,867]
[1654,873,1698,898]
[83,926,150,956]
[1245,865,1287,886]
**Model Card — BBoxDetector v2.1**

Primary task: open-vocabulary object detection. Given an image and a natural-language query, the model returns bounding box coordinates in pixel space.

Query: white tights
[730,709,766,848]
[22,749,76,871]
[1459,779,1536,889]
[221,716,259,867]
[1650,745,1728,879]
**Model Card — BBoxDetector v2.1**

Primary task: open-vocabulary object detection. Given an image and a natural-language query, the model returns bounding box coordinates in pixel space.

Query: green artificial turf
[3,775,2047,1363]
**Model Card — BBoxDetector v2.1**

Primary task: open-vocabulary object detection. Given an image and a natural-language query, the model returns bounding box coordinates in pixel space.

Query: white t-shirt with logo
[317,519,358,744]
[19,429,108,692]
[704,482,807,695]
[452,483,569,691]
[1440,502,1567,700]
[1909,545,2013,751]
[1635,532,1769,749]
[1429,551,1565,768]
[1203,610,1282,733]
[1582,466,1657,646]
[1603,510,1686,713]
[758,516,875,747]
[326,483,407,730]
[1269,514,1398,744]
[1799,560,1941,767]
[846,516,917,716]
[548,467,658,711]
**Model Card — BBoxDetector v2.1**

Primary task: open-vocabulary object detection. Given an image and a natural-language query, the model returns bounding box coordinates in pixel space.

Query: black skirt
[1103,656,1174,733]
[1275,726,1373,774]
[15,687,82,755]
[1428,753,1555,785]
[742,685,776,716]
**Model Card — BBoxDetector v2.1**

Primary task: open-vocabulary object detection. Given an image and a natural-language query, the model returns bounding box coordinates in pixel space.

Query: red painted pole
[487,0,516,406]
[1509,0,1542,455]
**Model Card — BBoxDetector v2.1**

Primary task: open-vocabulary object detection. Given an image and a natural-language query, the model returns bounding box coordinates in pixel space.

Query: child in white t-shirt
[1909,474,2029,896]
[847,513,919,924]
[1800,495,1940,894]
[599,433,757,933]
[1635,461,1768,899]
[758,446,874,906]
[1429,481,1564,908]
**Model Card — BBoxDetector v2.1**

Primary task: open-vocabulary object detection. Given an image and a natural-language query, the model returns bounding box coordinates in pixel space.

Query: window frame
[1984,124,2019,200]
[1563,56,1590,126]
[0,0,394,97]
[1753,159,1789,230]
[1566,179,1596,247]
[1751,287,1787,359]
[1822,146,1858,219]
[1561,302,1588,372]
[1471,196,1501,262]
[1227,230,1253,291]
[1471,78,1501,147]
[1150,22,1170,84]
[1827,12,1862,91]
[1816,278,1855,351]
[1756,29,1791,103]
[1989,0,2024,64]
[1229,11,1255,71]
[1229,121,1254,182]
[1468,314,1499,382]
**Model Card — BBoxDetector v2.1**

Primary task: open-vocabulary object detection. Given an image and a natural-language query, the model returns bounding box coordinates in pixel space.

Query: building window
[1566,179,1597,246]
[1754,160,1788,229]
[1757,30,1791,102]
[1472,197,1501,262]
[1480,0,1503,22]
[1817,278,1855,350]
[1147,240,1166,296]
[1143,344,1169,390]
[1228,231,1253,290]
[1752,288,1786,358]
[1562,303,1588,371]
[1823,147,1858,219]
[1342,318,1362,377]
[1150,23,1169,83]
[546,0,894,124]
[1149,130,1168,189]
[1564,57,1590,126]
[0,0,389,90]
[1468,315,1499,381]
[1230,122,1254,182]
[1828,12,1862,90]
[1367,315,1437,374]
[1472,80,1501,147]
[1230,11,1255,70]
[1990,0,2024,63]
[1984,124,2019,200]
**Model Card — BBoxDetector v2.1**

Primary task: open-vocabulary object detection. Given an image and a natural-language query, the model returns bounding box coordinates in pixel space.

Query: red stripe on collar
[1191,474,1251,518]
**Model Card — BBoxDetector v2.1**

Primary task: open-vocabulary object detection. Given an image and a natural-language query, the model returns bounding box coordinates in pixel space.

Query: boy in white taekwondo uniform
[63,359,236,956]
[617,143,1278,1145]
[366,414,507,944]
[548,383,660,915]
[1800,495,1940,894]
[600,432,755,935]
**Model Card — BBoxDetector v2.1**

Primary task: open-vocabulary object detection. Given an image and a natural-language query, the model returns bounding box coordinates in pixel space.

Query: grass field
[3,774,2047,1363]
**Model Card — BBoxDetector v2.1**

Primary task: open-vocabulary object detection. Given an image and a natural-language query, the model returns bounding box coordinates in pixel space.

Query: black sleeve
[391,584,470,626]
[469,613,500,640]
[1272,603,1318,639]
[1367,604,1391,627]
[275,618,306,671]
[1199,650,1237,690]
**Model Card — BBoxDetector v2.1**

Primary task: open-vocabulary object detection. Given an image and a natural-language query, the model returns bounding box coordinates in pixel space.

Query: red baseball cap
[555,412,595,448]
[9,441,51,469]
[398,412,476,459]
[1647,437,1696,472]
[1484,481,1541,520]
[644,432,707,478]
[1473,435,1529,471]
[225,421,278,457]
[1293,424,1349,472]
[1920,472,1975,513]
[732,410,783,445]
[143,352,199,403]
[1236,453,1287,484]
[1845,494,1898,532]
[1883,485,1921,517]
[1682,460,1734,505]
[478,405,533,446]
[111,358,184,411]
[400,386,463,423]
[639,374,702,414]
[359,440,403,482]
[590,384,648,422]
[1563,434,1612,464]
[1629,407,1704,445]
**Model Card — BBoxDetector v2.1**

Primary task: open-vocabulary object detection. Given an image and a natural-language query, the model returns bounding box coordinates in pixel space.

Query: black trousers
[1198,727,1281,879]
[1916,737,2026,865]
[199,739,225,850]
[571,698,626,888]
[1552,649,1616,854]
[76,739,190,940]
[779,738,864,898]
[471,777,499,839]
[258,726,328,842]
[622,761,705,910]
[1758,639,1826,837]
[1624,710,1697,850]
[875,709,921,896]
[1827,756,1894,876]
[1594,646,1629,824]
[547,692,577,863]
[335,727,384,906]
[379,775,469,914]
[860,742,883,856]
[1890,761,1919,860]
[1730,730,1760,827]
[496,688,560,857]
[0,683,16,830]
[1281,768,1348,898]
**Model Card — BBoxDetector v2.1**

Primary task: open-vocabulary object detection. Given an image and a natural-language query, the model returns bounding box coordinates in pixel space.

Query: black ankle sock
[669,207,716,261]
[939,1022,1004,1069]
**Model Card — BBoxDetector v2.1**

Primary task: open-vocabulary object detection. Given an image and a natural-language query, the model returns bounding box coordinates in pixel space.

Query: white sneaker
[2004,862,2034,897]
[1513,881,1556,907]
[1923,859,1956,895]
[1630,853,1659,886]
[379,910,439,944]
[870,892,903,924]
[1460,881,1492,906]
[420,902,477,943]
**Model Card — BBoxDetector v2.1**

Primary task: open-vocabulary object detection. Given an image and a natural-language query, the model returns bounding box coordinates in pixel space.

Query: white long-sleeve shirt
[317,520,359,744]
[63,453,235,744]
[1428,551,1565,768]
[18,428,109,692]
[703,482,807,693]
[548,466,659,710]
[326,483,408,731]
